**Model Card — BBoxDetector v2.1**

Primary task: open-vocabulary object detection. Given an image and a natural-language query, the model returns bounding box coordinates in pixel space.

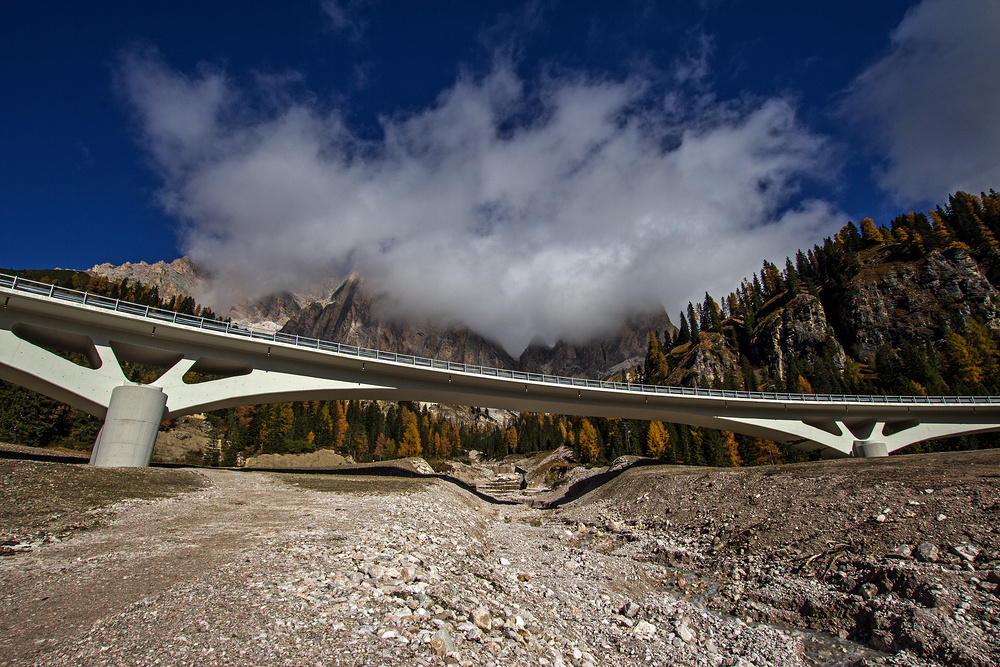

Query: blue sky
[3,1,999,351]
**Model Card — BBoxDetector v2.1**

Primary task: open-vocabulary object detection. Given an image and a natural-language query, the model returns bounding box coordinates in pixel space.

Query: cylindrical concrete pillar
[853,440,888,458]
[90,384,167,467]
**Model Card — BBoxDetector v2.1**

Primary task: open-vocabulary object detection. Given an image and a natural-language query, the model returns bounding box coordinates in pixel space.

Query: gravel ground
[0,447,998,666]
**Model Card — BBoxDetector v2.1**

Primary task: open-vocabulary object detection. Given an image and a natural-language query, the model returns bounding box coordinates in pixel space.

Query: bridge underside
[3,300,1000,467]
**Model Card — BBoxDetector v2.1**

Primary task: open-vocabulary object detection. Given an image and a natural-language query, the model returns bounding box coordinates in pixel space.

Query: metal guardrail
[3,271,998,406]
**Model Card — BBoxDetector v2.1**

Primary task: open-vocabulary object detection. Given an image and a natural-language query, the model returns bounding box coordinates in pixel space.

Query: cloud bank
[119,50,840,353]
[844,0,1000,205]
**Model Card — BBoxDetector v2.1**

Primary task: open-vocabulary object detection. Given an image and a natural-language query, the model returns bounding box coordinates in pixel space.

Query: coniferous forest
[3,189,1000,467]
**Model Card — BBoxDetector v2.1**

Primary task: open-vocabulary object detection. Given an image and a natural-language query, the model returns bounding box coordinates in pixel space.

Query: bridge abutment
[853,440,888,458]
[90,384,167,467]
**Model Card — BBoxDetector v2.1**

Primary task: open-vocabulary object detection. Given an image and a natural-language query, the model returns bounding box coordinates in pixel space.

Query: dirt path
[0,471,311,664]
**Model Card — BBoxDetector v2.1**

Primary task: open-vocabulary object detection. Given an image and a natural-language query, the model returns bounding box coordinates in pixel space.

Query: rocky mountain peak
[89,256,206,302]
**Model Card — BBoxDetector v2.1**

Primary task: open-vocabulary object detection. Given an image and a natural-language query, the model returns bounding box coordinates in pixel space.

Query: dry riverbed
[0,448,998,666]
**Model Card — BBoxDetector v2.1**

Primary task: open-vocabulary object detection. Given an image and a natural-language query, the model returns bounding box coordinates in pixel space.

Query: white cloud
[320,0,369,41]
[843,0,1000,204]
[120,51,841,354]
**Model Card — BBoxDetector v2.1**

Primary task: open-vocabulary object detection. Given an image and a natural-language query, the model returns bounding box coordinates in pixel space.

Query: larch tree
[332,401,349,452]
[503,427,518,455]
[753,438,782,466]
[577,419,602,464]
[721,431,742,467]
[646,421,668,459]
[398,415,422,458]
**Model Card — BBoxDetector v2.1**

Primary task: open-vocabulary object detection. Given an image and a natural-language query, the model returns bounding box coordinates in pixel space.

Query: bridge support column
[90,384,167,467]
[853,440,888,458]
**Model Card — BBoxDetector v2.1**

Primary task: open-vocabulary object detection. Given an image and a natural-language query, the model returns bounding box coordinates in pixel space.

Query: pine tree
[644,331,668,383]
[703,293,723,333]
[784,257,800,293]
[687,303,700,344]
[945,331,984,391]
[677,314,692,346]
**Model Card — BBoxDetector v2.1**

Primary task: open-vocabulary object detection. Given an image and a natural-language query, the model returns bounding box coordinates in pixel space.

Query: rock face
[90,257,207,302]
[664,333,741,388]
[283,275,518,369]
[519,312,675,380]
[282,275,675,380]
[89,257,335,331]
[227,292,304,332]
[831,246,1000,361]
[751,294,845,381]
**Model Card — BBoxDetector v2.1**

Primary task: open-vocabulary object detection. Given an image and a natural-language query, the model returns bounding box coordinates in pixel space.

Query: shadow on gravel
[542,458,666,508]
[241,464,518,506]
[0,449,199,469]
[0,449,90,465]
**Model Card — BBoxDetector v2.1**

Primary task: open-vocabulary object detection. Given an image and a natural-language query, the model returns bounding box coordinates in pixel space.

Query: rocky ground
[0,446,997,666]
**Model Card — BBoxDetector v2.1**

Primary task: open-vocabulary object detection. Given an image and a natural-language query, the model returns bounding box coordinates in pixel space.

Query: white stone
[633,621,657,639]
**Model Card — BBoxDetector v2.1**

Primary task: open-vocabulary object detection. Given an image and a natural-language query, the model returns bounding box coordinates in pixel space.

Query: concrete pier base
[90,384,167,467]
[853,440,889,458]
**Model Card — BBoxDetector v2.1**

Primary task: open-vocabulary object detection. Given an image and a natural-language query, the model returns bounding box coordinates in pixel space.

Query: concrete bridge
[3,273,1000,467]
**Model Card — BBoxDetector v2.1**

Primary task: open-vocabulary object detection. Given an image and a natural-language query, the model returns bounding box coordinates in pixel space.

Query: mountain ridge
[88,259,675,381]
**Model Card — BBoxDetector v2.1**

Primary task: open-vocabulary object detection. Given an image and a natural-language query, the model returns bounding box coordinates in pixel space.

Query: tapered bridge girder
[3,277,1000,467]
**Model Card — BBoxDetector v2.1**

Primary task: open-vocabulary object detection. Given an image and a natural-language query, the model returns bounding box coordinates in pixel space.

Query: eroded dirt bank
[0,449,998,666]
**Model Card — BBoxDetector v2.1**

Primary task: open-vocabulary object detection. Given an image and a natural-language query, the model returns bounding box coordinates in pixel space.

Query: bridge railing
[3,271,998,406]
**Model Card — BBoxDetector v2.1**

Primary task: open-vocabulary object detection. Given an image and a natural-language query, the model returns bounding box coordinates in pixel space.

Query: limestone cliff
[518,312,675,380]
[663,333,741,389]
[827,245,1000,362]
[751,294,845,381]
[283,275,518,369]
[90,257,206,302]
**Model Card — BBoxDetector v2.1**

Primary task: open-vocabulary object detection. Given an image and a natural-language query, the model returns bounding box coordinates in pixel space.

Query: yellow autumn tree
[332,401,349,452]
[859,218,883,246]
[930,211,952,247]
[945,331,983,388]
[646,421,668,459]
[558,420,569,444]
[721,431,742,467]
[577,419,602,464]
[503,427,518,455]
[398,410,422,457]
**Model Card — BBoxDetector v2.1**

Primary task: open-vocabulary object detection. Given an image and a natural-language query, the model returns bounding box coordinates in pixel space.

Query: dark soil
[0,457,208,554]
